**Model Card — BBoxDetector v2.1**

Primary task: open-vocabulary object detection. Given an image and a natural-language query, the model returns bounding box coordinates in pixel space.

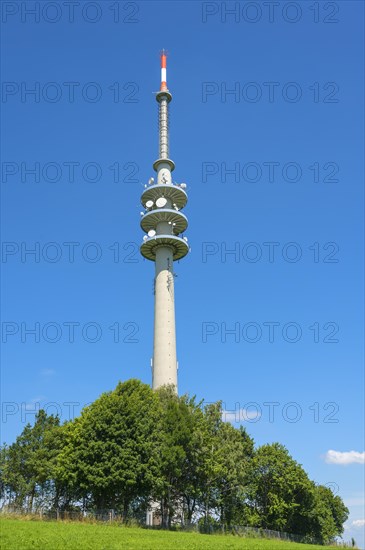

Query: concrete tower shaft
[140,52,189,392]
[153,247,177,388]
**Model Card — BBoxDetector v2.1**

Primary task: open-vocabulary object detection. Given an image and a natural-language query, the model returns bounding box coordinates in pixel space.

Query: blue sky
[1,0,364,546]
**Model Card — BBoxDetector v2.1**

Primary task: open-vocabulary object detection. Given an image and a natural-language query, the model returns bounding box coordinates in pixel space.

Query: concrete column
[153,246,177,390]
[156,221,172,235]
[157,162,172,184]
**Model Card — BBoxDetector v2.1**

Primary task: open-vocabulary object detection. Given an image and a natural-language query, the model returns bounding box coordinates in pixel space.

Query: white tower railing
[140,52,189,392]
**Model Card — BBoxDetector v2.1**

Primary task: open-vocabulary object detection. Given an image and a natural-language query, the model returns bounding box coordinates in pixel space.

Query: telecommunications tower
[140,52,189,392]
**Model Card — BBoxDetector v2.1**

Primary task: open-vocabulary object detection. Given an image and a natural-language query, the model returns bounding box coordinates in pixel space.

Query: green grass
[0,517,339,550]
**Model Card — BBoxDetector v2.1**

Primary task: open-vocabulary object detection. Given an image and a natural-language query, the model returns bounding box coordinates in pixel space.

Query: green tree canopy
[0,380,349,545]
[245,443,315,533]
[56,379,160,516]
[1,410,60,510]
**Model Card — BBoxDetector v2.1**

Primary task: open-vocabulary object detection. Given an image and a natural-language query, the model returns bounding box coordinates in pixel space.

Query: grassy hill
[0,517,344,549]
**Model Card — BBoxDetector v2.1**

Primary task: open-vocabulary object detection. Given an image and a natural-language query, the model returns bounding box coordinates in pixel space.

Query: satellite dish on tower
[148,229,156,237]
[146,200,154,208]
[156,197,167,208]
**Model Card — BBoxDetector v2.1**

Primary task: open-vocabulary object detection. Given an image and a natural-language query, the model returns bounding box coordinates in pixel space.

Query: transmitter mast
[140,52,189,392]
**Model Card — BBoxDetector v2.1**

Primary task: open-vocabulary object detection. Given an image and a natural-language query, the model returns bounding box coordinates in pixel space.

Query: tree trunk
[122,498,129,522]
[29,485,36,513]
[53,485,61,510]
[187,497,196,523]
[161,497,169,529]
[168,504,172,529]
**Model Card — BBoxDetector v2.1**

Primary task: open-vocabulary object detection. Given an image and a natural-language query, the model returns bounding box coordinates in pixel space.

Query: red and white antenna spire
[160,49,167,91]
[156,49,172,161]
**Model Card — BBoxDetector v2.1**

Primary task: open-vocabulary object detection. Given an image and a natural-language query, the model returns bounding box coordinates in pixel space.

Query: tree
[0,444,10,504]
[1,410,60,510]
[245,443,314,533]
[196,401,223,524]
[152,387,204,527]
[56,379,160,517]
[214,423,254,527]
[307,484,349,544]
[196,402,254,527]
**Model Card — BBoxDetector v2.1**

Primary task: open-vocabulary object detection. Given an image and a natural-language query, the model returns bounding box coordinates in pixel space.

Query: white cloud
[222,408,261,423]
[325,450,365,465]
[352,519,365,528]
